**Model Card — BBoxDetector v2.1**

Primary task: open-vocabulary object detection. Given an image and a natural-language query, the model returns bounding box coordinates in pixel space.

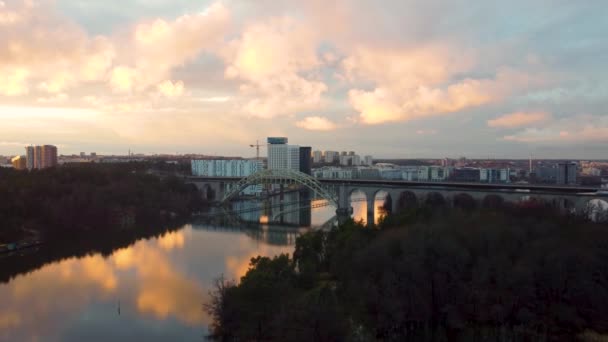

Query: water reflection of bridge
[188,170,608,226]
[190,222,308,246]
[195,190,323,227]
[196,192,377,227]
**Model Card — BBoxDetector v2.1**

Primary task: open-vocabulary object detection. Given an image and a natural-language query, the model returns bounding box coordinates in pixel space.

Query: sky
[1,0,607,158]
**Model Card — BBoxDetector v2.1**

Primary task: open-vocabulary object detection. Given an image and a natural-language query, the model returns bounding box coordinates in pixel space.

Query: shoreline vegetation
[206,202,608,341]
[0,163,205,282]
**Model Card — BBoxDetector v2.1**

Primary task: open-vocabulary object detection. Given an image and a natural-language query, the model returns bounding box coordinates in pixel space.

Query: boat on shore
[0,240,44,254]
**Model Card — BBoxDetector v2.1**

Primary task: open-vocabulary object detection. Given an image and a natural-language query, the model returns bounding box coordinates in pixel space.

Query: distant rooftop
[267,137,288,145]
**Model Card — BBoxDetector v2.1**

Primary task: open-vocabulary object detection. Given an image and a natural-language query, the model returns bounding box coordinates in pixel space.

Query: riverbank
[206,204,608,341]
[0,218,187,283]
[0,163,206,244]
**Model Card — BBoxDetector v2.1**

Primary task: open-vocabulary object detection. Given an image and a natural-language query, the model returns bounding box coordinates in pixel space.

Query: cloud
[345,44,537,125]
[157,80,185,98]
[488,111,551,128]
[197,96,231,103]
[36,93,69,104]
[416,129,438,135]
[0,1,229,97]
[295,116,337,131]
[0,1,116,95]
[0,141,30,147]
[0,0,607,157]
[114,2,230,93]
[0,1,21,25]
[221,17,327,118]
[0,67,29,96]
[503,114,608,143]
[109,66,137,93]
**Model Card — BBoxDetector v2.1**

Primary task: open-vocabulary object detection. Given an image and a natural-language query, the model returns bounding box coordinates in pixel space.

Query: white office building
[480,168,510,183]
[364,155,373,166]
[191,159,263,194]
[417,166,431,181]
[402,168,419,181]
[339,155,350,166]
[339,154,362,166]
[324,151,339,163]
[416,166,451,182]
[380,169,403,180]
[313,167,355,179]
[191,159,263,177]
[268,144,287,170]
[312,150,323,163]
[266,137,302,175]
[268,144,300,171]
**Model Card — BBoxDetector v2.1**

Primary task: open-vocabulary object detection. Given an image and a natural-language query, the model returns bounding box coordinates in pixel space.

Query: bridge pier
[388,190,401,215]
[336,208,352,225]
[366,195,375,227]
[336,184,353,225]
[366,189,379,227]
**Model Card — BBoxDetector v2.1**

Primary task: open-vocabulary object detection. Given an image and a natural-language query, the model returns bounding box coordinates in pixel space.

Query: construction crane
[249,140,266,160]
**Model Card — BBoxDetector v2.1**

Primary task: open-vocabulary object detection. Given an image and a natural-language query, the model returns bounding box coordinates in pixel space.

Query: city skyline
[1,1,607,158]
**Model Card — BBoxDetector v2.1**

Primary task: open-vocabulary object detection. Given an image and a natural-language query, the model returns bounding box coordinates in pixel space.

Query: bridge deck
[186,176,604,195]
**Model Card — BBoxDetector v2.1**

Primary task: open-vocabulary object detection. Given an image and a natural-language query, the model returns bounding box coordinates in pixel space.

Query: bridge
[186,170,608,226]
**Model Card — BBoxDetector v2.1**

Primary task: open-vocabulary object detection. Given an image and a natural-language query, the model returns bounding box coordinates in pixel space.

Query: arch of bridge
[336,184,597,213]
[221,169,338,207]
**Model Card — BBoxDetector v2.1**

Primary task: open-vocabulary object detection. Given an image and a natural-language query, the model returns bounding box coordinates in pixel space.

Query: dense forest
[0,163,205,244]
[206,203,608,341]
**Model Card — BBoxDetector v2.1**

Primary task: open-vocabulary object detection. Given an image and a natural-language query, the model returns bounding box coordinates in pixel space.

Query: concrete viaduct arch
[335,184,607,227]
[186,175,607,227]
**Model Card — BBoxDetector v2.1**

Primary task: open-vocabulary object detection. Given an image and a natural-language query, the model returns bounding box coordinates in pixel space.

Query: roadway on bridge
[187,175,605,195]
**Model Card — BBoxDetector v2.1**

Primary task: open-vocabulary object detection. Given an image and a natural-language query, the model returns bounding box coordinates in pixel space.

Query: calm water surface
[0,193,387,341]
[0,224,300,341]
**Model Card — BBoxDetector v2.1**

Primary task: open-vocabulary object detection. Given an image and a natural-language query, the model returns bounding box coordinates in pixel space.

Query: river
[0,192,388,341]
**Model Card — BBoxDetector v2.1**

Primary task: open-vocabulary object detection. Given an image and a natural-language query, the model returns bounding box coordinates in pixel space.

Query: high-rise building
[41,145,58,168]
[267,137,300,172]
[557,162,577,185]
[299,147,312,175]
[324,151,338,163]
[34,145,42,169]
[338,154,362,166]
[535,164,557,183]
[312,150,323,163]
[364,155,373,166]
[27,145,58,170]
[339,155,351,166]
[11,156,27,170]
[288,145,300,171]
[268,137,288,170]
[25,146,34,170]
